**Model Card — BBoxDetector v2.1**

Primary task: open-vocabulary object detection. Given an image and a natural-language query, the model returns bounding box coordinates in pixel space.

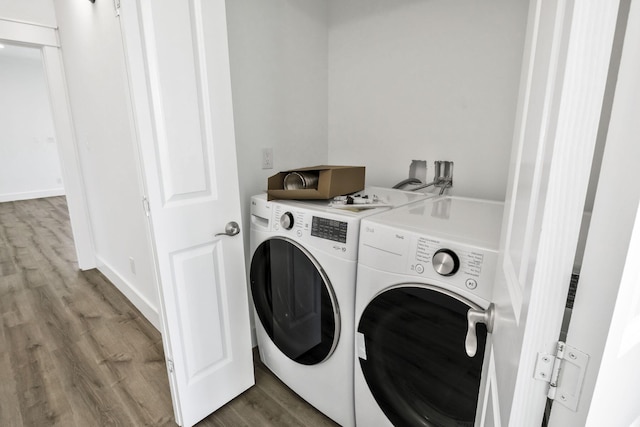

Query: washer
[249,187,437,427]
[354,196,503,427]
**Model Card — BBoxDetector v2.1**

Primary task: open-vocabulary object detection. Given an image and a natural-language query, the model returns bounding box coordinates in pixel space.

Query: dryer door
[250,237,339,365]
[357,285,487,427]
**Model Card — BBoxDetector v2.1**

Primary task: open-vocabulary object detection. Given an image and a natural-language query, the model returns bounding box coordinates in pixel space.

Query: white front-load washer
[249,187,437,427]
[354,196,503,427]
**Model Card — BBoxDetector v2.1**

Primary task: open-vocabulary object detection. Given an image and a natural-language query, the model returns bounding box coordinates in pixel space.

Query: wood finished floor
[0,197,339,427]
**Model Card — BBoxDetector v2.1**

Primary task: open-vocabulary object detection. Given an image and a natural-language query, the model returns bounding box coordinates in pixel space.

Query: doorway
[0,19,95,269]
[0,43,65,203]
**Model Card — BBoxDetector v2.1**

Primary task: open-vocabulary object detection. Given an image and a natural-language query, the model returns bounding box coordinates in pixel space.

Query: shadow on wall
[329,0,438,27]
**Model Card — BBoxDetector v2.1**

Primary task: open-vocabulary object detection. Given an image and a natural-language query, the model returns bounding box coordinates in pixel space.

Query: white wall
[226,0,529,265]
[0,0,56,27]
[226,0,329,259]
[328,0,529,200]
[0,46,64,202]
[51,0,159,327]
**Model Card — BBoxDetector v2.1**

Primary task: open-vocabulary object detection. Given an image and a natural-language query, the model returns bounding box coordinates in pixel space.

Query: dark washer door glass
[250,238,339,365]
[358,286,487,427]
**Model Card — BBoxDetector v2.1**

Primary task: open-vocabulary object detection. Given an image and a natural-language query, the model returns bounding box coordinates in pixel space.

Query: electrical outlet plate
[262,148,273,169]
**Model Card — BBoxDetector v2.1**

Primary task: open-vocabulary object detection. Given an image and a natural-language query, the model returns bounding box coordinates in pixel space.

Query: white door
[118,1,254,426]
[476,1,621,425]
[550,0,640,424]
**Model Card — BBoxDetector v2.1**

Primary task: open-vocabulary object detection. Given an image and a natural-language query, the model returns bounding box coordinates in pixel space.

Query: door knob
[465,303,494,357]
[215,221,240,237]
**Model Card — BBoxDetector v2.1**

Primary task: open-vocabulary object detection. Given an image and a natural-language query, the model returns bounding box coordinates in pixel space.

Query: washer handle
[465,303,495,357]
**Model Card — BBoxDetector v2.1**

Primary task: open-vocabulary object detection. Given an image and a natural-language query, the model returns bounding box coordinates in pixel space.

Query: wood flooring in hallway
[0,197,338,427]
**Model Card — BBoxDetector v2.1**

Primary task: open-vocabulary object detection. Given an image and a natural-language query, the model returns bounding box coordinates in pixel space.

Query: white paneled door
[476,0,620,426]
[119,1,254,426]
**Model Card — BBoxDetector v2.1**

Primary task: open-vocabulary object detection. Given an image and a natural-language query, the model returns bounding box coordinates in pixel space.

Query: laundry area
[250,170,503,426]
[2,0,638,427]
[234,2,522,424]
[230,1,524,425]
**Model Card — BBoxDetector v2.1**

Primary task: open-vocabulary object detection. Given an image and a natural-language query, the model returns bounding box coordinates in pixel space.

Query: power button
[415,264,424,274]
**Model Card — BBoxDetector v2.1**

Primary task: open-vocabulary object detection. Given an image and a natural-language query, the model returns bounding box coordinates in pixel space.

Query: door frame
[0,18,96,269]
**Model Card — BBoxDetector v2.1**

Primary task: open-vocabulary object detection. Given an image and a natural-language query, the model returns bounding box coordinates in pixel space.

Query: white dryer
[249,187,436,427]
[354,196,503,427]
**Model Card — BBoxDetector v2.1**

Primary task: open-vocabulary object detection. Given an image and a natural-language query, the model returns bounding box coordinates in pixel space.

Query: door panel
[144,1,214,201]
[119,1,254,426]
[172,243,229,379]
[500,0,565,322]
[149,2,215,202]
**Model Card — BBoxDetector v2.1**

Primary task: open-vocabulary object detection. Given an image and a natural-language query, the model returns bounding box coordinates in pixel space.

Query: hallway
[0,197,337,426]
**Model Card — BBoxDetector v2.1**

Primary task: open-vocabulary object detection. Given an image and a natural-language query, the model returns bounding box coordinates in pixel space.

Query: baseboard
[0,188,66,203]
[96,256,161,331]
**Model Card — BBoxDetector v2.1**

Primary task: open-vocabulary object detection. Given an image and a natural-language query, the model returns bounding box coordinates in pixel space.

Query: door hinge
[142,197,151,217]
[534,341,589,411]
[167,359,174,374]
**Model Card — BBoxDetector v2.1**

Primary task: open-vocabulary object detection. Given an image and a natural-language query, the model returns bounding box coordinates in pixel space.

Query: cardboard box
[267,165,365,201]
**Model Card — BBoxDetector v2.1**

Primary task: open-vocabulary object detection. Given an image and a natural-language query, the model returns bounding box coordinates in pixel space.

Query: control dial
[432,249,460,276]
[280,212,294,230]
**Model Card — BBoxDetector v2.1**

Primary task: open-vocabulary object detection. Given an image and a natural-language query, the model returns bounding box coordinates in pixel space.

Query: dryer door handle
[465,304,495,358]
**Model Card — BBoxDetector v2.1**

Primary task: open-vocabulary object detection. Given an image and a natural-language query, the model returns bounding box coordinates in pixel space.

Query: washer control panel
[431,249,460,276]
[359,223,498,302]
[414,237,486,278]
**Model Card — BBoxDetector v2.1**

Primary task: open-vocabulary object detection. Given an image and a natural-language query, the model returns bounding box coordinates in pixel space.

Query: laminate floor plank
[0,197,340,427]
[50,341,139,426]
[1,277,40,338]
[75,327,171,426]
[0,351,24,427]
[5,321,74,426]
[0,243,17,277]
[202,383,306,427]
[253,362,340,427]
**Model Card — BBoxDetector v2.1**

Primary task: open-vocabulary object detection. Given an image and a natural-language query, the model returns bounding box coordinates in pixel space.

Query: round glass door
[250,237,339,365]
[358,285,487,427]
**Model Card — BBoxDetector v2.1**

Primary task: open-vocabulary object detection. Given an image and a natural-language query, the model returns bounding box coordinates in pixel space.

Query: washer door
[250,237,339,365]
[358,285,487,427]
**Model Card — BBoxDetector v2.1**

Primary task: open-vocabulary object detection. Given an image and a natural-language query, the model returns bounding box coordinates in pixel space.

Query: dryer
[354,196,503,427]
[249,187,436,427]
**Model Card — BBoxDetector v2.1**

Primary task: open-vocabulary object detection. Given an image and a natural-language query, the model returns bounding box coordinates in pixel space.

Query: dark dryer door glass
[250,237,339,365]
[358,285,487,427]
